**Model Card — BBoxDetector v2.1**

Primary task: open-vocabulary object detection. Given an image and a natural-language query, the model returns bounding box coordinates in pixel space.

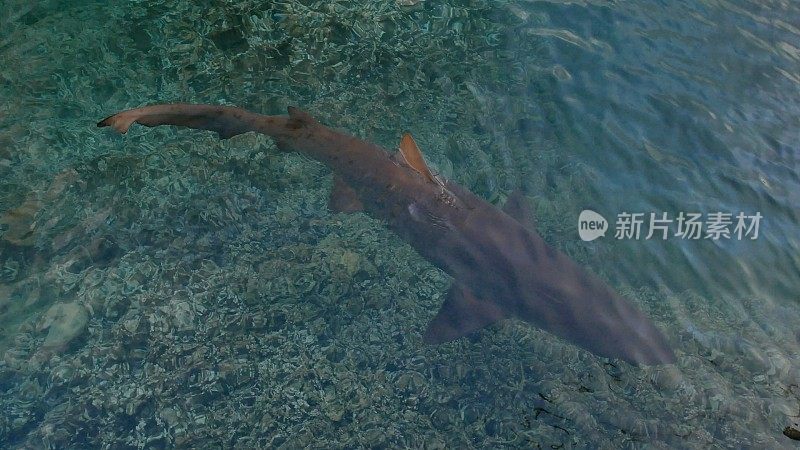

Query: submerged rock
[37,302,89,350]
[784,425,800,441]
[0,197,40,246]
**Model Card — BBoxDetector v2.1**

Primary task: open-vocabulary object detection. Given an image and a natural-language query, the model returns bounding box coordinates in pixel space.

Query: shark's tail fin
[98,104,289,140]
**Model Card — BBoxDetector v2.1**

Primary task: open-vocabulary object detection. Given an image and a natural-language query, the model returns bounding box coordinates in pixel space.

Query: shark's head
[431,204,676,366]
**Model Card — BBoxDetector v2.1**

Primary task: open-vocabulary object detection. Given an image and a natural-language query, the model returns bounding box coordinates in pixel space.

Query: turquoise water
[1,0,799,447]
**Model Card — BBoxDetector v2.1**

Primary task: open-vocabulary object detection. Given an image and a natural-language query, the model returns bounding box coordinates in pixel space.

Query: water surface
[1,0,799,447]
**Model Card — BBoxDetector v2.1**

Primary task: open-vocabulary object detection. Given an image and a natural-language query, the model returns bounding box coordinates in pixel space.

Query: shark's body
[99,104,675,365]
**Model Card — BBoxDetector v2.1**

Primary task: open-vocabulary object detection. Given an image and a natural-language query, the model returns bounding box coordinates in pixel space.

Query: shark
[98,103,675,365]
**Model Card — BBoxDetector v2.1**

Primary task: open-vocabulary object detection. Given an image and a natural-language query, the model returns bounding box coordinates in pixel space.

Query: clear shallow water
[0,0,799,448]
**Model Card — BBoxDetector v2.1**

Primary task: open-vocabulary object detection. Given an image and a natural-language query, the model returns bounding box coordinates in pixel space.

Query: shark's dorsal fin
[398,133,437,184]
[423,284,508,344]
[329,176,364,213]
[287,106,318,129]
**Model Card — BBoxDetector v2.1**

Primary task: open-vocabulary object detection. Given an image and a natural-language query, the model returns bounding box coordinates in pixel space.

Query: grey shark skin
[98,104,675,365]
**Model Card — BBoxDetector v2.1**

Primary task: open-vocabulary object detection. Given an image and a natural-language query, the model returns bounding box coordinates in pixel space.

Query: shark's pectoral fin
[423,284,508,344]
[328,176,364,213]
